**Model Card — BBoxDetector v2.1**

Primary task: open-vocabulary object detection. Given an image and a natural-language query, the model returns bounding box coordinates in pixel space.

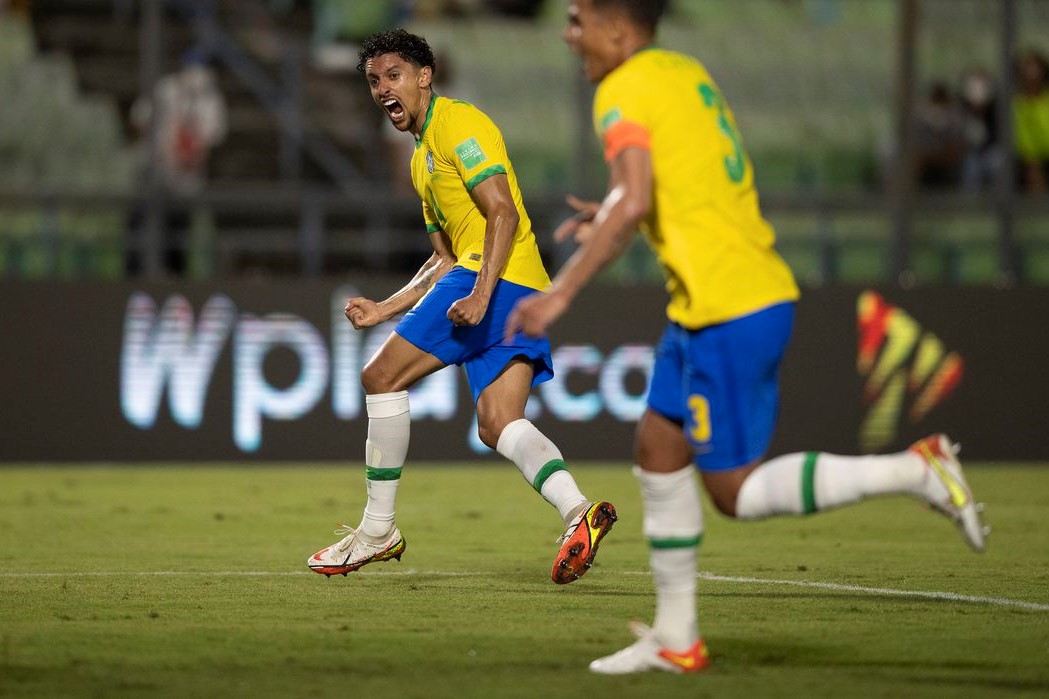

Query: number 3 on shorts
[687,394,712,444]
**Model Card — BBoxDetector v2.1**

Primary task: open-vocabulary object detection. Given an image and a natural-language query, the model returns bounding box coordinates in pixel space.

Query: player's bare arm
[506,146,651,339]
[446,173,520,327]
[345,231,457,329]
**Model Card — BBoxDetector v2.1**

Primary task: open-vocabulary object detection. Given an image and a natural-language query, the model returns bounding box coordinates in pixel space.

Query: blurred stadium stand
[2,0,1049,284]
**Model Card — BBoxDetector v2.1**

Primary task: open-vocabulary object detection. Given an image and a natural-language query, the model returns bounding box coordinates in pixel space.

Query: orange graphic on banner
[856,291,963,451]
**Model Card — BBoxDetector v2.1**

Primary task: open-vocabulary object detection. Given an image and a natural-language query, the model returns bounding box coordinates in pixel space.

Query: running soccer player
[506,0,988,673]
[307,29,616,585]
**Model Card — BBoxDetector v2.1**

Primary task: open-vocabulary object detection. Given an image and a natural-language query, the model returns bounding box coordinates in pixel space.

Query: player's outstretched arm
[344,236,457,329]
[506,146,651,340]
[447,173,519,327]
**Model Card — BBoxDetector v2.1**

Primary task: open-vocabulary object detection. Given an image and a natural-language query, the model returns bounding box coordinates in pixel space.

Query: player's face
[564,0,619,83]
[364,53,433,134]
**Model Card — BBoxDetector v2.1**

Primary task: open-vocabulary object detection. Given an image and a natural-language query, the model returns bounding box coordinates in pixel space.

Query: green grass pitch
[1,463,1048,698]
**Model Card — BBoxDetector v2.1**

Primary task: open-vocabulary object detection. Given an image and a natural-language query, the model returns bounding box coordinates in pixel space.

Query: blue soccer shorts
[395,266,554,403]
[646,302,795,472]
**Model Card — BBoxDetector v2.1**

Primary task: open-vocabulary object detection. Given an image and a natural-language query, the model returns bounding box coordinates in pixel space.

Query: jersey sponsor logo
[599,106,623,134]
[454,137,487,169]
[856,291,963,451]
[426,150,434,173]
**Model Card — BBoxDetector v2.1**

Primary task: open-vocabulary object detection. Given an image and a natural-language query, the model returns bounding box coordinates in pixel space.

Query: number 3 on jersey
[698,83,746,183]
[687,394,712,444]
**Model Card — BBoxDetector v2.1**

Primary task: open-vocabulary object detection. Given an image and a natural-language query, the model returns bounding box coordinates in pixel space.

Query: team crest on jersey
[426,150,435,173]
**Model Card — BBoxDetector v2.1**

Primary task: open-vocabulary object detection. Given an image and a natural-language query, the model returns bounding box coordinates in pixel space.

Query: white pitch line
[3,569,1047,612]
[688,572,1049,612]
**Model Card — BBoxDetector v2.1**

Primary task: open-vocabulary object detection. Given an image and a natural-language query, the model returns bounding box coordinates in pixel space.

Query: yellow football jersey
[410,95,550,292]
[594,48,799,329]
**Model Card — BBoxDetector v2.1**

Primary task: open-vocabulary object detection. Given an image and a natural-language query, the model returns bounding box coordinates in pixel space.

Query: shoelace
[332,524,358,553]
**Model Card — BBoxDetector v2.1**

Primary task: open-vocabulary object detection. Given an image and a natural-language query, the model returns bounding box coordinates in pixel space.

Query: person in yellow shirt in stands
[307,29,616,585]
[507,0,987,674]
[1014,48,1049,193]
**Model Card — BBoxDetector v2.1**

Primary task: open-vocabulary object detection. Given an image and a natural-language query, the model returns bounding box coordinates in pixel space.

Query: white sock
[360,391,410,541]
[634,465,703,652]
[735,450,927,519]
[496,418,588,524]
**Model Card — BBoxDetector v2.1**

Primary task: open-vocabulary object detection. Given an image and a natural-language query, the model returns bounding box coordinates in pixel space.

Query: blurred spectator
[914,81,967,189]
[959,67,1001,191]
[1013,48,1049,194]
[126,48,228,277]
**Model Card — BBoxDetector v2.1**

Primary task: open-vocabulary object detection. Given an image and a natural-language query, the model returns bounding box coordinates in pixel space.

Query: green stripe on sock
[648,534,703,549]
[801,452,818,514]
[531,459,567,493]
[366,467,402,482]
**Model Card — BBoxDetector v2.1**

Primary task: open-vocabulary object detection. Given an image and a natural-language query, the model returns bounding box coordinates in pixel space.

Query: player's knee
[700,463,756,519]
[708,489,740,518]
[476,415,512,450]
[476,423,500,450]
[360,359,395,394]
[632,440,654,466]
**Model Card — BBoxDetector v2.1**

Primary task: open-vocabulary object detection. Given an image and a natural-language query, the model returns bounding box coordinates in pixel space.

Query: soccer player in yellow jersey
[308,29,616,584]
[507,0,987,674]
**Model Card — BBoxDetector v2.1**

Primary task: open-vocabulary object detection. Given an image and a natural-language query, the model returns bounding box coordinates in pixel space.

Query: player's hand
[344,297,383,329]
[553,194,601,244]
[505,290,570,341]
[447,293,488,326]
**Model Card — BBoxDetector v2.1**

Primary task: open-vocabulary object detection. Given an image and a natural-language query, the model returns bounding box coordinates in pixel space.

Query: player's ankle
[563,500,589,526]
[359,520,395,543]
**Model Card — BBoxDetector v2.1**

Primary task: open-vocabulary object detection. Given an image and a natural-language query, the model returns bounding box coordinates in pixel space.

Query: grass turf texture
[1,464,1047,698]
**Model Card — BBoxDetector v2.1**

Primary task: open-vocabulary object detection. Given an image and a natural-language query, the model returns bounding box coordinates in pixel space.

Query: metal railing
[3,185,1047,284]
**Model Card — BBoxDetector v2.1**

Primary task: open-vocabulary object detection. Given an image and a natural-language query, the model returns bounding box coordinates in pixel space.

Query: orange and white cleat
[589,622,710,675]
[910,433,988,552]
[308,524,406,577]
[552,501,617,584]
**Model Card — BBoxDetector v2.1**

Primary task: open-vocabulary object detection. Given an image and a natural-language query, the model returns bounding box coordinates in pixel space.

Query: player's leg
[690,303,986,551]
[712,438,986,550]
[357,332,445,537]
[475,357,616,584]
[468,273,616,583]
[590,325,709,675]
[476,358,587,524]
[308,332,445,576]
[310,272,478,576]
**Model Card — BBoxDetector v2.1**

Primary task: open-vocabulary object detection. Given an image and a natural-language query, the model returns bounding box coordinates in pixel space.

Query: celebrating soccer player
[307,29,616,585]
[506,0,988,674]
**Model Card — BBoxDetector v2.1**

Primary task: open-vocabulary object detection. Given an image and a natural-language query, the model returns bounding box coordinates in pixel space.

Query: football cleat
[589,622,710,675]
[552,501,617,584]
[308,524,406,576]
[910,433,986,552]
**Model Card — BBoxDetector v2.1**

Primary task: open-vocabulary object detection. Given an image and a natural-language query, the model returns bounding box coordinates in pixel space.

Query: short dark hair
[593,0,667,34]
[356,29,436,74]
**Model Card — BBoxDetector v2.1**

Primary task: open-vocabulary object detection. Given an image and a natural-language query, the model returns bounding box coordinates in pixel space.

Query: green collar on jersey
[415,92,438,147]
